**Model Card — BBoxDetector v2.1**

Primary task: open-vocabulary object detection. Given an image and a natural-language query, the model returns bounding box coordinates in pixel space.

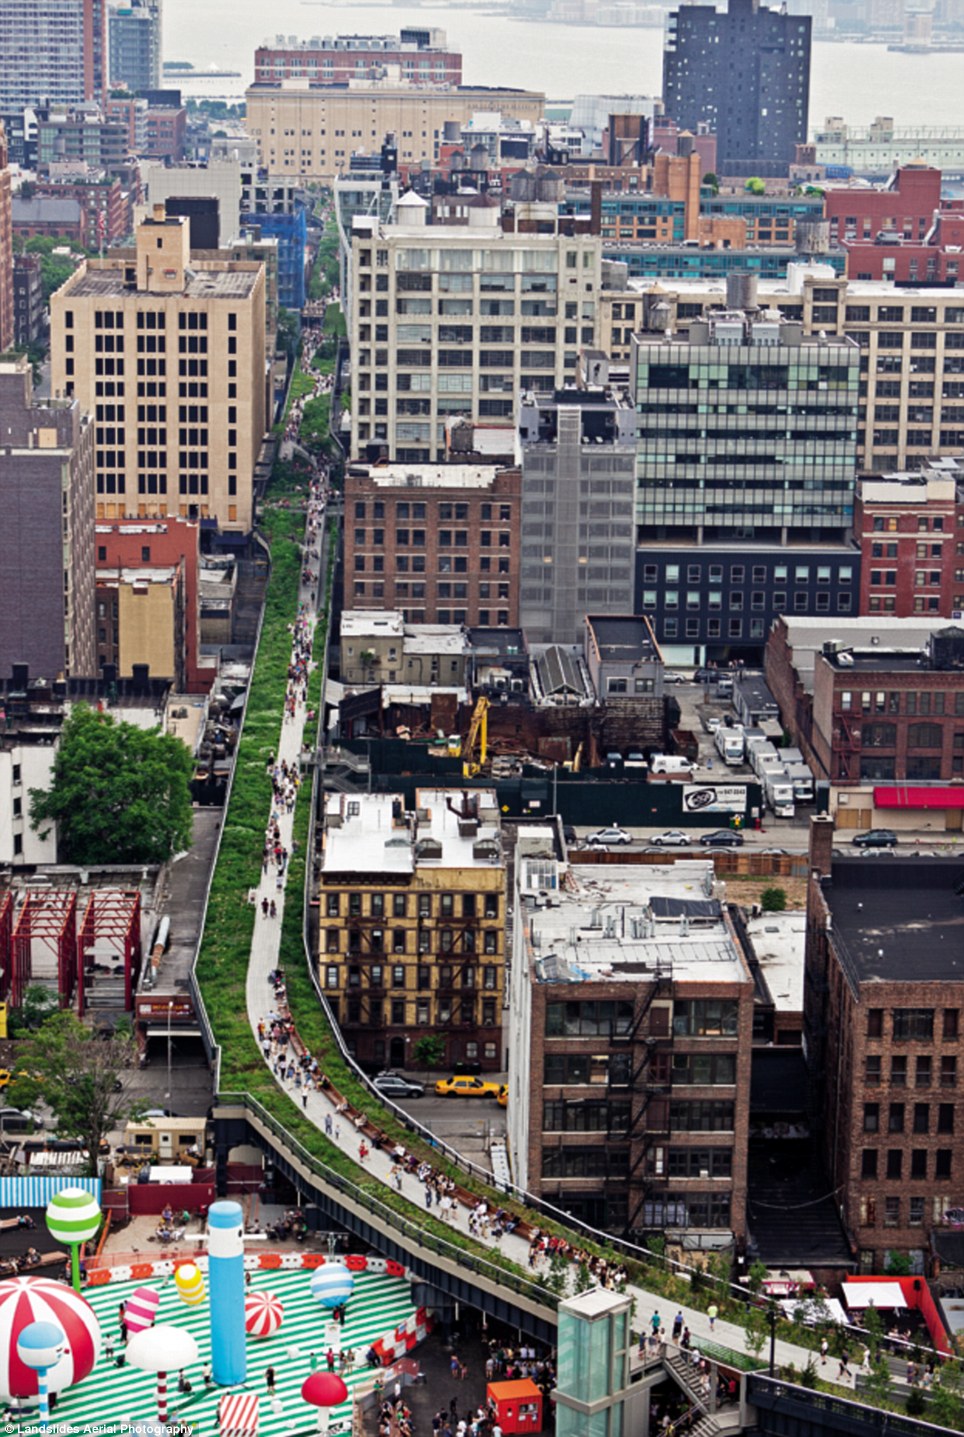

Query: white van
[650,754,695,776]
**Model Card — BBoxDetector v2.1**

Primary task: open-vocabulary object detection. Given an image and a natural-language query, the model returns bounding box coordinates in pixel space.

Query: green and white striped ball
[45,1188,102,1245]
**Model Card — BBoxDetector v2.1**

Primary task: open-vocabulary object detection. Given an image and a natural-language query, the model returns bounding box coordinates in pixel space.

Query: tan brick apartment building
[344,462,521,625]
[805,818,964,1271]
[507,839,754,1243]
[317,788,505,1074]
[244,81,543,184]
[50,208,266,533]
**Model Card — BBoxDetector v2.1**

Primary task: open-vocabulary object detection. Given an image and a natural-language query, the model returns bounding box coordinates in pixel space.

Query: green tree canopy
[30,704,193,865]
[8,1011,142,1174]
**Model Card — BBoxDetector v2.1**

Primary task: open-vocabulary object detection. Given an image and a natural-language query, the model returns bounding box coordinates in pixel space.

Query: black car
[851,828,898,848]
[373,1074,425,1099]
[699,829,745,848]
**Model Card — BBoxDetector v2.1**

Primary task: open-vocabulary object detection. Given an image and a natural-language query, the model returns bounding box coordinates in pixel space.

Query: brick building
[13,253,44,347]
[253,29,462,86]
[144,102,187,161]
[0,354,96,681]
[805,816,964,1271]
[34,175,129,249]
[94,516,208,691]
[507,839,754,1242]
[823,164,947,246]
[344,463,521,627]
[854,459,964,619]
[317,788,505,1074]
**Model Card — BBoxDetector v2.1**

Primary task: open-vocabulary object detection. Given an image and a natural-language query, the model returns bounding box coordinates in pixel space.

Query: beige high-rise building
[244,79,544,183]
[350,197,602,463]
[50,208,267,533]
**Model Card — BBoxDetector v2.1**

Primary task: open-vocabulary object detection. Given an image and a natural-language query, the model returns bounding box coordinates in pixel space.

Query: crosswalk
[21,1266,416,1437]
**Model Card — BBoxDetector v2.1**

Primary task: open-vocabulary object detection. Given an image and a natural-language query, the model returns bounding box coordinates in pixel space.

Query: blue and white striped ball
[309,1264,354,1309]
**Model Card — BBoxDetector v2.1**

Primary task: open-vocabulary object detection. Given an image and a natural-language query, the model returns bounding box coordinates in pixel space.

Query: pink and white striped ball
[244,1291,284,1339]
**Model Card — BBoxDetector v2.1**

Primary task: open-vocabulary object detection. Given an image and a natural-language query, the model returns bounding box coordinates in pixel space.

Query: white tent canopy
[842,1281,907,1311]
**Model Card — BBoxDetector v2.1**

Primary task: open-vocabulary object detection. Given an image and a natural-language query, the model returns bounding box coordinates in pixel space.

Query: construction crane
[462,696,490,779]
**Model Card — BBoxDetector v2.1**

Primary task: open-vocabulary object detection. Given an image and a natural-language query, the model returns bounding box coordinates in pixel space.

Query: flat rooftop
[586,615,659,664]
[745,909,806,1012]
[67,265,260,300]
[823,859,964,985]
[322,788,502,877]
[351,463,502,489]
[340,609,404,639]
[522,859,748,985]
[822,648,931,673]
[779,617,950,692]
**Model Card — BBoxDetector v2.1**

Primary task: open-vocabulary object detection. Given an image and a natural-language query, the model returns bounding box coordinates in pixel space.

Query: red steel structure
[0,892,13,1004]
[76,889,141,1017]
[11,891,78,1010]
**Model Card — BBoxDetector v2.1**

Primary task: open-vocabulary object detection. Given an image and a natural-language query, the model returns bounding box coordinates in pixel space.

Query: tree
[30,704,193,865]
[702,172,720,194]
[412,1035,446,1068]
[7,1011,141,1175]
[863,1355,893,1406]
[862,1302,884,1358]
[743,1304,769,1360]
[9,983,58,1036]
[885,1249,912,1276]
[931,1360,964,1430]
[746,1258,769,1295]
[761,887,787,912]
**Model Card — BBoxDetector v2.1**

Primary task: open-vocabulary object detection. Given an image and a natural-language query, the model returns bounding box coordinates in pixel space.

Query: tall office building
[50,208,267,534]
[0,0,107,112]
[663,0,811,175]
[0,354,96,680]
[349,196,601,463]
[0,122,13,355]
[108,1,162,93]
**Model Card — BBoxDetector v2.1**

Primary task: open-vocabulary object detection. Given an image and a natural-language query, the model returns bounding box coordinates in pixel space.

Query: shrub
[761,886,787,912]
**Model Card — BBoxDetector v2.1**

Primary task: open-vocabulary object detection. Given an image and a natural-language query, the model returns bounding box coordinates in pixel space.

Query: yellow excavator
[462,696,489,778]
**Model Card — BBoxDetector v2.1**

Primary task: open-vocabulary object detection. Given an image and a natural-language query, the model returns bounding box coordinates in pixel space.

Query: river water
[163,0,964,131]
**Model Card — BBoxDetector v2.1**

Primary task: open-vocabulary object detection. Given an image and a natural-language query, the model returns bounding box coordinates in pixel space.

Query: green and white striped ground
[17,1267,416,1436]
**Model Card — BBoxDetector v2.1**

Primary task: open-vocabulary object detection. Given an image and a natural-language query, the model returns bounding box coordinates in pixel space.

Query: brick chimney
[809,813,835,877]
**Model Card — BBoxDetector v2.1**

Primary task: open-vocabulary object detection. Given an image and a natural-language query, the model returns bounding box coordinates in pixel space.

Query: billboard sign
[682,784,746,815]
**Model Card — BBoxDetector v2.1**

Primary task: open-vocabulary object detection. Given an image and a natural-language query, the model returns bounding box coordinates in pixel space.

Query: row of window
[323,892,498,920]
[842,693,964,719]
[860,1148,953,1180]
[867,1008,958,1042]
[863,1101,954,1133]
[333,997,498,1030]
[322,962,499,990]
[331,928,500,956]
[865,1053,957,1087]
[859,1195,943,1229]
[641,561,853,585]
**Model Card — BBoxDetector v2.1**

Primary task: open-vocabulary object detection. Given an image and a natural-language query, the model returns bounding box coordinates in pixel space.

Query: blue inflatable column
[207,1200,247,1386]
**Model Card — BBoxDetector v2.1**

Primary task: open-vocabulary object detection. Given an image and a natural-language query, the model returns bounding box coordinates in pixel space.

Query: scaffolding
[77,890,142,1018]
[11,890,78,1010]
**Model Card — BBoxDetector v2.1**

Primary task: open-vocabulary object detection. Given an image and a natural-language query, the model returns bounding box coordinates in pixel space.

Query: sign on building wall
[681,784,747,815]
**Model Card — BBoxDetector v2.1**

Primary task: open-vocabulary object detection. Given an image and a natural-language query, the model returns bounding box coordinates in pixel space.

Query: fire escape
[834,708,862,781]
[608,960,676,1239]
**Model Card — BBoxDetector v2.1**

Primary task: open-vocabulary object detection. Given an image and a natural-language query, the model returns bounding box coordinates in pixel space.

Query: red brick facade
[344,467,521,627]
[854,478,964,620]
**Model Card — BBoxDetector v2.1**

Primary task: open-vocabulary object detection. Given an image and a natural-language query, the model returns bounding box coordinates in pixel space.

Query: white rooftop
[321,788,502,876]
[618,269,963,301]
[780,616,950,692]
[745,909,806,1013]
[522,859,749,985]
[361,464,502,489]
[403,624,467,656]
[340,609,404,640]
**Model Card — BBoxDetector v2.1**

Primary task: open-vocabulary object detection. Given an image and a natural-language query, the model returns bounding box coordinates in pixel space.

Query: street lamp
[165,1001,174,1108]
[766,1301,778,1377]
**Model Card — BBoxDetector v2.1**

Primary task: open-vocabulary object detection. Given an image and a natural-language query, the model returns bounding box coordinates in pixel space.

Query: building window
[913,1103,929,1134]
[938,1104,955,1134]
[891,1056,907,1087]
[911,1150,928,1180]
[942,1056,958,1088]
[863,1103,879,1133]
[945,1009,960,1041]
[916,1056,932,1088]
[886,1150,903,1180]
[867,1009,883,1038]
[884,1197,900,1228]
[865,1056,882,1085]
[861,1149,878,1179]
[888,1103,904,1133]
[910,1196,925,1226]
[893,1008,934,1041]
[936,1150,953,1179]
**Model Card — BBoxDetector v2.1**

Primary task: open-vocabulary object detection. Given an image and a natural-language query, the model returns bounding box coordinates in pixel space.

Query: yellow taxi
[434,1075,502,1099]
[497,1085,508,1108]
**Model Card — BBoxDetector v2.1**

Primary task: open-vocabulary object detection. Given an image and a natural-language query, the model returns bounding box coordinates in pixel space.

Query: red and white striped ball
[244,1290,284,1339]
[0,1276,101,1399]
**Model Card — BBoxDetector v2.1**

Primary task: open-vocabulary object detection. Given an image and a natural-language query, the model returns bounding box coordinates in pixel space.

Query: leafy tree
[412,1035,446,1068]
[862,1302,884,1357]
[9,983,58,1036]
[276,306,300,363]
[761,887,787,912]
[30,704,193,865]
[798,1357,820,1389]
[885,1249,912,1276]
[863,1356,893,1407]
[904,1385,927,1417]
[573,1262,593,1294]
[743,1304,769,1360]
[702,172,720,194]
[7,1011,141,1174]
[931,1360,964,1430]
[747,1259,768,1294]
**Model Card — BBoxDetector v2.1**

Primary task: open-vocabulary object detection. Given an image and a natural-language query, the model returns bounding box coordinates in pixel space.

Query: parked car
[650,830,693,847]
[851,828,898,848]
[434,1076,502,1099]
[373,1074,425,1099]
[586,826,632,847]
[703,716,722,735]
[663,671,686,685]
[0,1108,38,1133]
[699,830,745,847]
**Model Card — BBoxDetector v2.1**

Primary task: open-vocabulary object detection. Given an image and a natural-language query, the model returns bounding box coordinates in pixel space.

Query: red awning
[874,786,964,810]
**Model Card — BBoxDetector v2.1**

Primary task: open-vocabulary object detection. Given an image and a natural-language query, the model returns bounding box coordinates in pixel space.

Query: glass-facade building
[632,311,860,545]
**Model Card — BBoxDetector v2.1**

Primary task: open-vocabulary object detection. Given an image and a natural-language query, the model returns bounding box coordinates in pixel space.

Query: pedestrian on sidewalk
[708,1302,718,1332]
[820,1337,829,1366]
[265,1367,276,1395]
[672,1311,684,1343]
[838,1349,851,1381]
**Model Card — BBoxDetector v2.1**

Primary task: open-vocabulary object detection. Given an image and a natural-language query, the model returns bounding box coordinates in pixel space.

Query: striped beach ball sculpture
[124,1287,161,1336]
[309,1264,354,1311]
[244,1290,284,1339]
[44,1187,102,1248]
[0,1276,101,1400]
[173,1263,206,1307]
